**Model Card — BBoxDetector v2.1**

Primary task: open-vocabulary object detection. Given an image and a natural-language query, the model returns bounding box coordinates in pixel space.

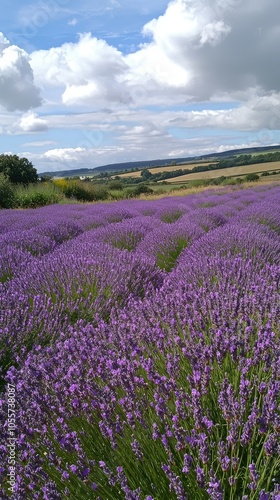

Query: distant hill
[41,157,195,178]
[40,145,280,178]
[199,144,280,159]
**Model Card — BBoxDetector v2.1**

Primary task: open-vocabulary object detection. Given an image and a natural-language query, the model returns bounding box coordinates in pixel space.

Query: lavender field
[0,185,280,499]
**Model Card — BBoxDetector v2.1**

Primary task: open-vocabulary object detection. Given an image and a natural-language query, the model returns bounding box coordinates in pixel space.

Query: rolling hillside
[40,145,280,178]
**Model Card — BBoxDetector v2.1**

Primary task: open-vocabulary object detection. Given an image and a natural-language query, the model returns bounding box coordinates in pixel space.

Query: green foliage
[108,180,124,191]
[16,182,63,208]
[140,169,153,180]
[0,173,16,208]
[63,184,92,201]
[211,176,227,185]
[131,184,154,196]
[40,175,53,182]
[0,154,38,184]
[161,209,184,223]
[212,176,244,186]
[63,181,109,202]
[233,177,244,184]
[156,237,188,271]
[18,192,58,208]
[139,150,280,183]
[245,173,259,182]
[109,190,126,201]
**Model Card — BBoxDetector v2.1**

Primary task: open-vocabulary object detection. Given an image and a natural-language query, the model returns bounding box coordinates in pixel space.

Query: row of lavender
[0,185,280,499]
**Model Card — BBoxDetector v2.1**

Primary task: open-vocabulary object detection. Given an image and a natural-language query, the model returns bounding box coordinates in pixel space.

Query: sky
[0,0,280,173]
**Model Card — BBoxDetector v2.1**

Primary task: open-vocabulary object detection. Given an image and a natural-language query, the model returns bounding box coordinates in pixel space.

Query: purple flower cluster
[0,184,279,499]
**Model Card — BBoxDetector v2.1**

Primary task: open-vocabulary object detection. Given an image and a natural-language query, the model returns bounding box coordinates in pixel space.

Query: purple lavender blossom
[0,185,279,499]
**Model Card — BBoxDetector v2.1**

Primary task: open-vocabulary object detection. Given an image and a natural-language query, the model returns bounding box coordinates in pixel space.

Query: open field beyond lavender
[168,162,280,183]
[116,163,216,179]
[0,184,280,499]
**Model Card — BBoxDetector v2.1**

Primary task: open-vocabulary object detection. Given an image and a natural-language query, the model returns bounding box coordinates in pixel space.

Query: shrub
[234,177,244,184]
[109,190,126,201]
[220,177,244,186]
[245,173,259,182]
[17,192,60,208]
[189,179,210,188]
[108,180,124,191]
[212,176,227,185]
[64,184,93,201]
[90,185,109,201]
[131,185,154,196]
[0,173,16,208]
[53,178,69,190]
[15,182,64,208]
[62,181,109,202]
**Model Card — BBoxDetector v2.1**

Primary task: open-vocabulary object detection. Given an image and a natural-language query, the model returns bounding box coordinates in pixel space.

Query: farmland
[117,163,215,179]
[168,161,280,183]
[0,184,280,499]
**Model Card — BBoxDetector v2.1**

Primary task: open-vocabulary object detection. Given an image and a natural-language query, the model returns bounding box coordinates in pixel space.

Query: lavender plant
[0,184,279,499]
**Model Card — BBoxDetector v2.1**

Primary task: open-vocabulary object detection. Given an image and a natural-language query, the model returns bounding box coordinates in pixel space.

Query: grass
[138,179,280,200]
[260,171,280,181]
[149,183,185,192]
[15,182,65,207]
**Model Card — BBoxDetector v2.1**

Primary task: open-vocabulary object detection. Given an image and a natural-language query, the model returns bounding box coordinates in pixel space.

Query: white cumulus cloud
[0,33,42,111]
[19,112,49,132]
[30,33,130,106]
[26,0,280,109]
[44,147,87,162]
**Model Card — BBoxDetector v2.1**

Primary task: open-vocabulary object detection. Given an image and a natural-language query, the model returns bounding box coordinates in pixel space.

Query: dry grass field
[167,161,280,183]
[138,179,280,200]
[116,162,216,178]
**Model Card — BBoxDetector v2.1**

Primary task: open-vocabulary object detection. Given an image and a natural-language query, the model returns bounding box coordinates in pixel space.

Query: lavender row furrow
[0,184,279,499]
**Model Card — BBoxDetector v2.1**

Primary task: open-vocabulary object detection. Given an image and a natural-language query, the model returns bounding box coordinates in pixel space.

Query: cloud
[122,0,231,102]
[25,129,277,174]
[142,0,231,48]
[28,0,280,110]
[30,33,130,106]
[2,0,280,169]
[19,112,49,132]
[134,0,280,101]
[0,33,42,111]
[68,18,78,26]
[165,93,280,131]
[21,140,56,148]
[32,90,280,137]
[43,147,87,162]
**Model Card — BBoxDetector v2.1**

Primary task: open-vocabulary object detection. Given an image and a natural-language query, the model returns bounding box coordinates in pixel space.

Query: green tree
[0,155,38,184]
[140,169,152,180]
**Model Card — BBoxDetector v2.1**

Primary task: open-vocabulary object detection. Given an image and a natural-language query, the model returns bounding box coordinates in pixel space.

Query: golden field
[116,162,216,178]
[167,161,280,183]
